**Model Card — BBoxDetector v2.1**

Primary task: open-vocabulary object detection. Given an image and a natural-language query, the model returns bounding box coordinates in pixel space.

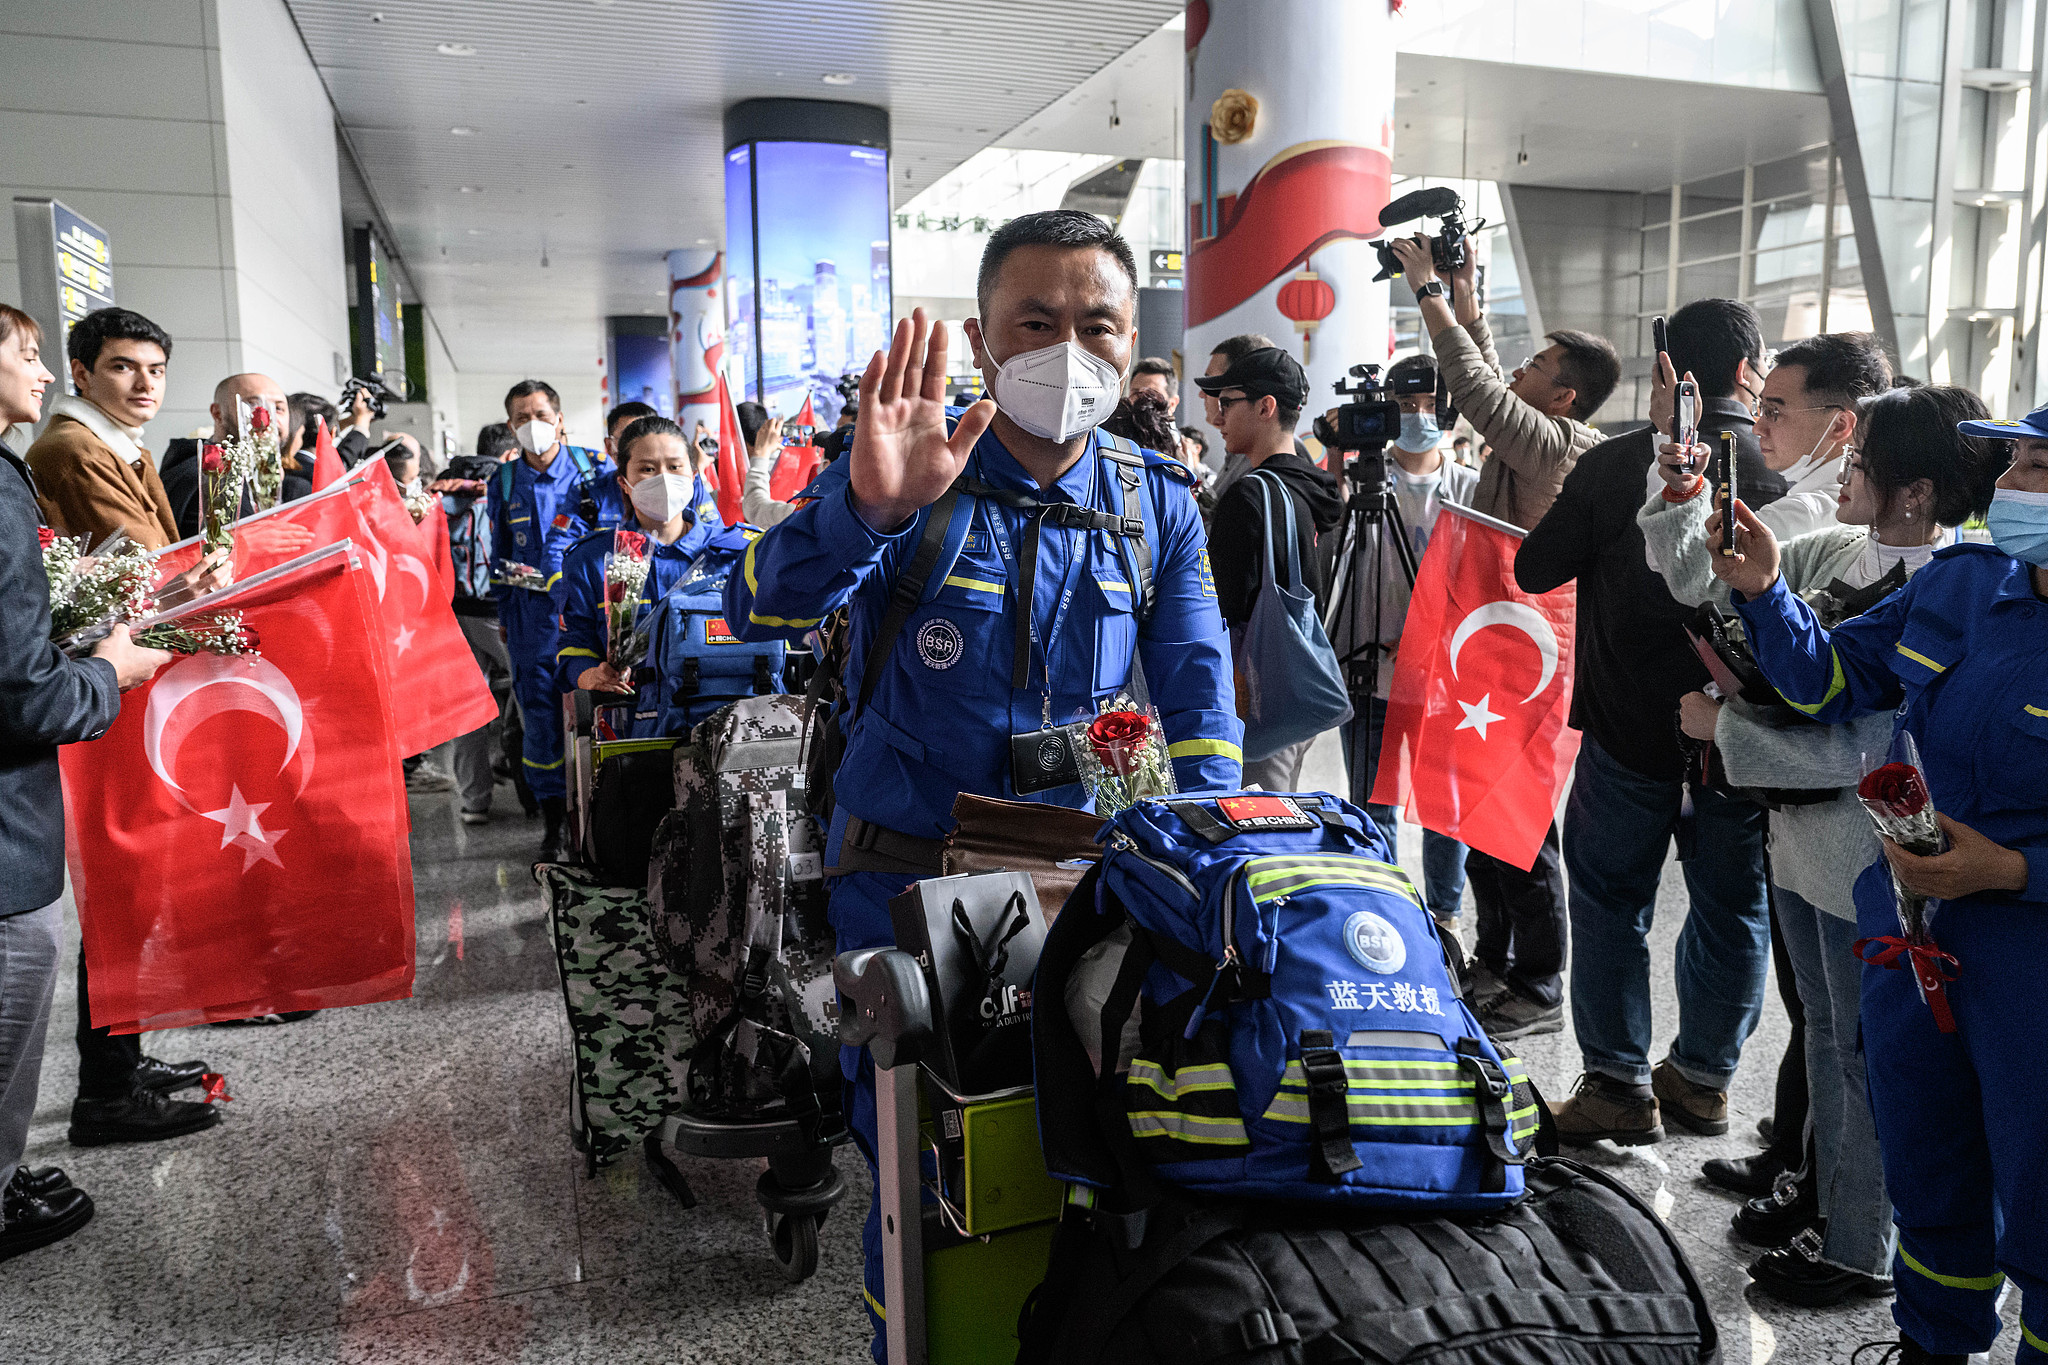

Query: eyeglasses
[1517,356,1561,386]
[1836,447,1864,485]
[1757,399,1843,425]
[1214,394,1257,411]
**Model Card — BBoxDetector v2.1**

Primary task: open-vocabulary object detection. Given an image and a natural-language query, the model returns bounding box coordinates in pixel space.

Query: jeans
[452,612,514,812]
[0,901,62,1170]
[1563,735,1771,1089]
[1774,885,1894,1277]
[1342,697,1470,923]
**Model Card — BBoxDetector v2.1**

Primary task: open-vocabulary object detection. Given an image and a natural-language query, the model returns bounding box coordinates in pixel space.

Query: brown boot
[1553,1072,1663,1146]
[1651,1060,1729,1135]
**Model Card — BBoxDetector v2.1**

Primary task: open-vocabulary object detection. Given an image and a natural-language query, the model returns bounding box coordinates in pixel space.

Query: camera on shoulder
[1365,186,1486,283]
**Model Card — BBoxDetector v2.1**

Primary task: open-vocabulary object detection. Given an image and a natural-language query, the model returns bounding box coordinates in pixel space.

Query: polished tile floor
[1,734,2026,1363]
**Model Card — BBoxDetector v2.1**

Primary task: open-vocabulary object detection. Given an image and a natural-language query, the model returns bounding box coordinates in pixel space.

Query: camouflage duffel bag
[536,861,693,1171]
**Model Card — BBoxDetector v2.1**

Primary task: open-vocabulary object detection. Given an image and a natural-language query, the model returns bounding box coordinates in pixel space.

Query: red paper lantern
[1276,269,1335,364]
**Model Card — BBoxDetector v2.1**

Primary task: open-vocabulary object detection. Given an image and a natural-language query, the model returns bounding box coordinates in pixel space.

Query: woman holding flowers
[1708,398,2048,1365]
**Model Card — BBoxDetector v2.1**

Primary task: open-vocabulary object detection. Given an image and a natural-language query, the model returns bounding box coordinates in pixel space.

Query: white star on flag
[392,624,416,654]
[201,784,287,872]
[1455,693,1504,740]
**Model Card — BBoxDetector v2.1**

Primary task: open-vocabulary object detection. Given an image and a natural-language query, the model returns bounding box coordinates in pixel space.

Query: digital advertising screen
[352,225,407,399]
[613,332,674,417]
[725,140,890,421]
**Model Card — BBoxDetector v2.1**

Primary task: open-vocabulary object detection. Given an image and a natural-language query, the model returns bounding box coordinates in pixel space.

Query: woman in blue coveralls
[553,416,720,732]
[1709,409,2048,1365]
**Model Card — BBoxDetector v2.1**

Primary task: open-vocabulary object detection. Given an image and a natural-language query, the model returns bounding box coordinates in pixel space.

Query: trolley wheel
[768,1211,820,1283]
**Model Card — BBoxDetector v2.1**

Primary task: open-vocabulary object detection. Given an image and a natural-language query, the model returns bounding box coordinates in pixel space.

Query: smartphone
[783,424,815,446]
[1652,315,1669,361]
[1674,378,1699,470]
[1715,430,1740,556]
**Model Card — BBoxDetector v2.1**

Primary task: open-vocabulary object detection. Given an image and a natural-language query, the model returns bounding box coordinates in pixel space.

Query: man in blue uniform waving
[486,379,620,861]
[728,209,1241,1358]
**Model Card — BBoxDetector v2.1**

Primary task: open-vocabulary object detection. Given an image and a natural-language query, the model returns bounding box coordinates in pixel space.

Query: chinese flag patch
[703,617,740,645]
[1216,795,1316,831]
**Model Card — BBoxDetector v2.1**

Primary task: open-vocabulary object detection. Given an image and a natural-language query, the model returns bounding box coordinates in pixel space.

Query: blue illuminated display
[725,140,891,420]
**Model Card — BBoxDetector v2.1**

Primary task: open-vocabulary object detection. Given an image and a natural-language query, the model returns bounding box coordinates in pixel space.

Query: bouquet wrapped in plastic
[1852,736,1958,1033]
[240,397,284,512]
[200,439,256,556]
[492,562,547,593]
[41,527,257,659]
[1074,696,1177,817]
[602,528,652,671]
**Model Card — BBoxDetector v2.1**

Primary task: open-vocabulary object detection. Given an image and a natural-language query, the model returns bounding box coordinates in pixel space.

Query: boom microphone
[1379,186,1465,229]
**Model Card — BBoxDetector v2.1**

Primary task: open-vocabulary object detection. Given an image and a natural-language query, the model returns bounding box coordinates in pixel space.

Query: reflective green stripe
[1128,1110,1250,1145]
[1127,1059,1237,1099]
[523,756,565,770]
[1278,1059,1466,1085]
[1897,1246,2005,1292]
[2023,1321,2047,1353]
[943,574,1004,594]
[1097,579,1130,592]
[1248,866,1415,895]
[543,572,563,590]
[1508,1103,1537,1123]
[1265,1093,1480,1123]
[1168,737,1242,761]
[863,1288,885,1321]
[1264,1105,1479,1128]
[1895,643,1948,673]
[557,646,601,661]
[1251,871,1424,908]
[750,610,824,628]
[1250,854,1409,881]
[1781,647,1847,717]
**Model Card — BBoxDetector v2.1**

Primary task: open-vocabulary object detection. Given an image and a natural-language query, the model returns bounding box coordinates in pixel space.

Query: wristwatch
[1413,280,1446,301]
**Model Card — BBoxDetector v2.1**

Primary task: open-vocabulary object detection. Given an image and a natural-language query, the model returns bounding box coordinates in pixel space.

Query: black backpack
[1018,1156,1719,1365]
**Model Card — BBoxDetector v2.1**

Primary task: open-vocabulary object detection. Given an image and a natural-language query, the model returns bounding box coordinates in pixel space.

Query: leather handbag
[943,793,1104,923]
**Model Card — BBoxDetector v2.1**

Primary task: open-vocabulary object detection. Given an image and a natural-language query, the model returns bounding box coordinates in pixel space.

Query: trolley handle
[833,948,933,1070]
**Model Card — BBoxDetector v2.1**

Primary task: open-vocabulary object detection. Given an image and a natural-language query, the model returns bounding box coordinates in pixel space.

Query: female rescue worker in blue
[1707,408,2048,1364]
[729,212,1241,1362]
[554,416,721,732]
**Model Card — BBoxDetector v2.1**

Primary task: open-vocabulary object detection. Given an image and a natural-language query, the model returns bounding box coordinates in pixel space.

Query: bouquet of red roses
[1852,737,1958,1032]
[1074,696,1177,816]
[603,527,653,671]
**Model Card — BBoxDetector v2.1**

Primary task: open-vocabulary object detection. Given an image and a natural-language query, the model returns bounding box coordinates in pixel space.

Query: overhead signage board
[14,197,115,396]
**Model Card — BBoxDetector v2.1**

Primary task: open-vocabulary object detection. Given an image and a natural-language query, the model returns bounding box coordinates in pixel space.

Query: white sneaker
[459,808,489,826]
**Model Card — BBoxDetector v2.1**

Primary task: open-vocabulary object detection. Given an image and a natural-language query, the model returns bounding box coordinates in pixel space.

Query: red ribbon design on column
[1853,935,1959,1033]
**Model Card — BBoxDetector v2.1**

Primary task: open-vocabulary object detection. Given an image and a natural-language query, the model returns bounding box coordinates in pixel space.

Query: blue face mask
[1397,412,1440,453]
[1987,488,2048,566]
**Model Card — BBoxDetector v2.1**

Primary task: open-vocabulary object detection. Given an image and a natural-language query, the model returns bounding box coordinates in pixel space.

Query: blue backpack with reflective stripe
[1034,790,1534,1212]
[643,528,788,736]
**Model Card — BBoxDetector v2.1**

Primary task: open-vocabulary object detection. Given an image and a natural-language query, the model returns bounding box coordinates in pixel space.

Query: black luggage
[1019,1156,1719,1364]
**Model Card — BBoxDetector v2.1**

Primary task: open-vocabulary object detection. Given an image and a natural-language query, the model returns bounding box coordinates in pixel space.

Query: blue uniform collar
[526,446,588,485]
[1936,541,2046,605]
[971,427,1100,505]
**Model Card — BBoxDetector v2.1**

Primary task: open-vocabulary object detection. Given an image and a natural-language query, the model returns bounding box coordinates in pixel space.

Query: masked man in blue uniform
[554,415,722,733]
[728,210,1242,1359]
[486,378,621,860]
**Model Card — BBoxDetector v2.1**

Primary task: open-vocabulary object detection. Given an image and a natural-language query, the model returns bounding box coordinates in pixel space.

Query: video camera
[340,373,399,422]
[1311,364,1404,455]
[1367,186,1486,283]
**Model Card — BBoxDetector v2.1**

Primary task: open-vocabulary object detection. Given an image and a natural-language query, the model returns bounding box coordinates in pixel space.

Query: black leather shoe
[1731,1170,1819,1248]
[8,1165,71,1201]
[1850,1335,1968,1364]
[1748,1228,1893,1306]
[0,1182,93,1261]
[68,1084,223,1147]
[538,794,565,863]
[132,1055,208,1093]
[1703,1148,1795,1198]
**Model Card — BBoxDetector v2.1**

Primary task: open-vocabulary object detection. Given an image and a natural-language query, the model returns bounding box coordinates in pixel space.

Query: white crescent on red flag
[61,543,416,1032]
[1367,507,1580,871]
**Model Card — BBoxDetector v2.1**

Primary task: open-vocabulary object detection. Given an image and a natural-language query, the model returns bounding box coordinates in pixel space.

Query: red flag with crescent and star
[61,543,416,1033]
[1367,507,1580,871]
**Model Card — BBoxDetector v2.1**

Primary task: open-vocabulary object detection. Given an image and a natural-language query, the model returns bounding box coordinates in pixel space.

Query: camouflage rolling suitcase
[648,693,841,1140]
[536,862,693,1174]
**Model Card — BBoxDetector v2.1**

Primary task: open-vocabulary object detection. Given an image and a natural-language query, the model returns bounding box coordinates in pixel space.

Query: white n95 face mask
[515,418,557,455]
[630,472,694,523]
[981,336,1126,442]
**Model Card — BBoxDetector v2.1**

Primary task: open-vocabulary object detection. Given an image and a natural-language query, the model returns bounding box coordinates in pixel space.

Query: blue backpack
[642,527,788,736]
[1034,791,1536,1212]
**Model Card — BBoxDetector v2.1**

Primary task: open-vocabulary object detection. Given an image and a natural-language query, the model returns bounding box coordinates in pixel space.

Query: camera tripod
[1321,447,1420,714]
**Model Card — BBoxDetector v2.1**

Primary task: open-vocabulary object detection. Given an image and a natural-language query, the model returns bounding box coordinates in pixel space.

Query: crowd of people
[0,206,2041,1365]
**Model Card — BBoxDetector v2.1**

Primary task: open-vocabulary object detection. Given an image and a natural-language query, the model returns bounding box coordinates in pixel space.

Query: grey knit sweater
[1637,490,1910,920]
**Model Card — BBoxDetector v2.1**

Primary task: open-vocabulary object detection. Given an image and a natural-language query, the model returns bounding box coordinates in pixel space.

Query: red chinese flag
[348,461,498,755]
[1367,509,1581,871]
[62,544,416,1032]
[711,368,747,526]
[310,416,347,491]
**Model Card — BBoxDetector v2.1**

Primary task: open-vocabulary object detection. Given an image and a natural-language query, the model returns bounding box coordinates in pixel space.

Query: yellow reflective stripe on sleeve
[741,535,824,627]
[2023,1321,2047,1353]
[543,572,562,590]
[862,1288,885,1322]
[1127,1110,1250,1144]
[1168,737,1242,761]
[2026,704,2048,719]
[523,756,565,770]
[1897,1246,2005,1292]
[1780,647,1847,717]
[557,646,601,661]
[743,537,760,593]
[1894,643,1948,673]
[943,574,1005,594]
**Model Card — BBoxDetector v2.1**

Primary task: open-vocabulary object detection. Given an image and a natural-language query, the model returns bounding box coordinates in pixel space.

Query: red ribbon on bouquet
[1853,934,1959,1033]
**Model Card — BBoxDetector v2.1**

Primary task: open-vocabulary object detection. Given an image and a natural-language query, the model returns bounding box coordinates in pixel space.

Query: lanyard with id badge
[984,488,1099,795]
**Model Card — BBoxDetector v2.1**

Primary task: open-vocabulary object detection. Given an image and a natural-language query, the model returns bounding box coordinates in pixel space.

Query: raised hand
[1704,499,1781,598]
[849,307,995,532]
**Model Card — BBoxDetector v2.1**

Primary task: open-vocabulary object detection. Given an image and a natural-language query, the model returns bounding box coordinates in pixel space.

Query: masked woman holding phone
[1706,400,2048,1365]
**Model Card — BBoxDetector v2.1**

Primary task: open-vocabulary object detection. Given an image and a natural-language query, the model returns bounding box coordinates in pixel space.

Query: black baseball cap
[1193,346,1308,410]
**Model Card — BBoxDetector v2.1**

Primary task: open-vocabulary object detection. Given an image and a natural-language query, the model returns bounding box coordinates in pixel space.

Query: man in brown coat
[1385,234,1622,1043]
[26,308,180,551]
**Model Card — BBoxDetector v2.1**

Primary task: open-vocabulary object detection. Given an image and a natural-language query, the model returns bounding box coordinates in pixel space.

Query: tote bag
[1237,470,1352,762]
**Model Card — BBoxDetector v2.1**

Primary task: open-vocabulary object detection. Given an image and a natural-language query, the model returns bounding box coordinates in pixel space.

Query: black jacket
[0,444,120,916]
[159,436,260,541]
[1514,400,1787,782]
[1209,450,1345,627]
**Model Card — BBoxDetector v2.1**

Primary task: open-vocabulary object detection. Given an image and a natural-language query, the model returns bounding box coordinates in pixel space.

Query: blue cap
[1958,405,2048,440]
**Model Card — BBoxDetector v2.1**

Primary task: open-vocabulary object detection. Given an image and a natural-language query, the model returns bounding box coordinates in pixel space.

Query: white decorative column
[1182,0,1398,424]
[667,247,725,437]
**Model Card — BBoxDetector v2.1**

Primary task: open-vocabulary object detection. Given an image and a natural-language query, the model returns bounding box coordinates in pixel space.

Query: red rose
[37,526,55,547]
[605,581,626,603]
[1088,710,1153,778]
[617,530,649,557]
[1857,761,1929,816]
[202,443,225,472]
[249,405,271,432]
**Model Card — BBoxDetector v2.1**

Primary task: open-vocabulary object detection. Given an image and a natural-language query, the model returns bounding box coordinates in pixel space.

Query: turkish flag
[310,416,347,491]
[709,367,747,526]
[61,544,416,1032]
[420,497,456,602]
[1367,507,1580,871]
